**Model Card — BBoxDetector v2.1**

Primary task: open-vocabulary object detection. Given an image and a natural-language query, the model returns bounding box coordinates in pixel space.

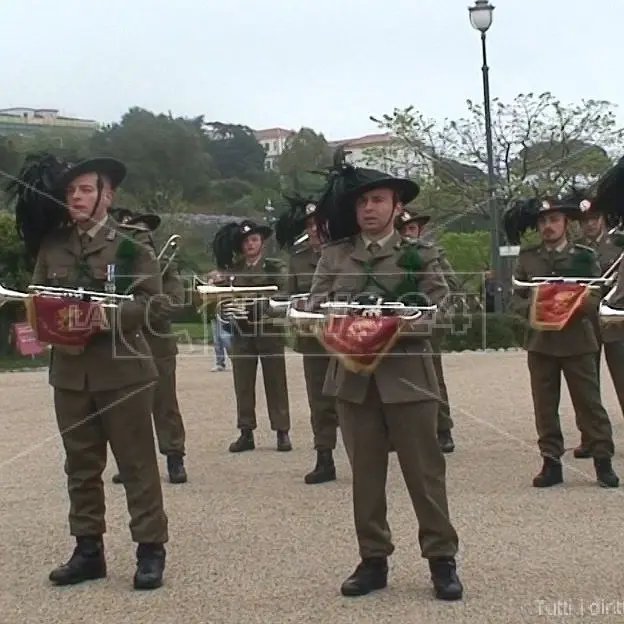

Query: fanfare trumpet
[157,234,181,276]
[0,283,134,348]
[512,276,614,289]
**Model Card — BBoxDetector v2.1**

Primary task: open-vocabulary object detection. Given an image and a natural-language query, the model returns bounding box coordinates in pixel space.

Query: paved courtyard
[1,348,623,624]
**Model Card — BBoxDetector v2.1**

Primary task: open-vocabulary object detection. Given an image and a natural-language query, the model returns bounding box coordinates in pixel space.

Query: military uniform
[511,240,618,487]
[227,251,292,452]
[311,228,461,599]
[32,213,169,586]
[574,231,624,457]
[287,242,338,483]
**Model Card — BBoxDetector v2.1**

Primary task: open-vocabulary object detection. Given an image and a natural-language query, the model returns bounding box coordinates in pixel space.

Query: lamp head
[469,0,494,33]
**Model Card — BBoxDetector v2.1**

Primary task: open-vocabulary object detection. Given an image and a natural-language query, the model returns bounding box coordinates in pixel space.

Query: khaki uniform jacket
[145,263,185,358]
[310,231,449,405]
[287,244,321,352]
[578,234,624,343]
[229,253,288,332]
[511,241,601,356]
[32,217,162,391]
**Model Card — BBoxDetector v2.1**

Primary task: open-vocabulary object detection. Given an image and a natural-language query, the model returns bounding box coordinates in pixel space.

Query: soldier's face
[304,217,320,246]
[66,172,113,224]
[242,233,263,258]
[400,222,422,237]
[537,212,567,243]
[355,187,400,235]
[581,214,604,239]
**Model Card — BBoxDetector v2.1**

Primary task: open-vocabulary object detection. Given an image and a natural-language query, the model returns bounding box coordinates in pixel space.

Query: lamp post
[469,0,503,313]
[264,199,276,255]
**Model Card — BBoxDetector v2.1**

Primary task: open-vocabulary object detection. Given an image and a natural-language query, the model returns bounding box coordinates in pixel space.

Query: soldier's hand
[219,300,249,321]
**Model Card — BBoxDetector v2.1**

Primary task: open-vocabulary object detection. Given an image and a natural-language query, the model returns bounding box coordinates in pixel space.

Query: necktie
[368,242,381,255]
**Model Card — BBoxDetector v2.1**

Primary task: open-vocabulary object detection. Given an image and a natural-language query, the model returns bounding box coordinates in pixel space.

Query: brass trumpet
[512,276,614,290]
[157,234,181,276]
[0,284,133,310]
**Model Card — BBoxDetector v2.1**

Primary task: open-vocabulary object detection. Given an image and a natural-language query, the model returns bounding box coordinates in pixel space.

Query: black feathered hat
[394,207,431,231]
[585,156,624,228]
[6,152,127,259]
[275,193,318,249]
[313,147,420,242]
[211,219,272,270]
[502,196,582,245]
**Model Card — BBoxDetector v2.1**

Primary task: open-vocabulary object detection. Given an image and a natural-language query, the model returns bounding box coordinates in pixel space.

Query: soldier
[276,195,338,483]
[309,153,463,601]
[8,154,169,589]
[571,192,624,458]
[109,209,188,484]
[395,208,457,453]
[211,220,292,452]
[506,197,618,488]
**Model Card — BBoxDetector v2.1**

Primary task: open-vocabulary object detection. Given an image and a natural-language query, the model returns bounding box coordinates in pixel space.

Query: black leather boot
[229,429,255,452]
[438,430,455,453]
[429,557,463,601]
[340,557,388,596]
[277,430,292,452]
[167,454,187,484]
[304,449,336,484]
[594,457,619,488]
[134,543,166,590]
[573,444,591,459]
[532,456,563,487]
[49,536,106,585]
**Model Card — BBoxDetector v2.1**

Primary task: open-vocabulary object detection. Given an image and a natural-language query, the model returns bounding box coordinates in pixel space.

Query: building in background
[252,127,294,170]
[0,108,99,138]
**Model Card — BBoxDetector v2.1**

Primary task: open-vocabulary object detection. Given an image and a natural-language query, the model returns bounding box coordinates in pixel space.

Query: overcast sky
[1,0,622,141]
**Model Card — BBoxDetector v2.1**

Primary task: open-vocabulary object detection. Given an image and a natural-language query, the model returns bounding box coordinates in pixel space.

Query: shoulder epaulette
[572,243,597,254]
[292,244,310,256]
[519,243,541,253]
[119,222,149,233]
[321,235,353,249]
[400,236,433,248]
[263,257,286,270]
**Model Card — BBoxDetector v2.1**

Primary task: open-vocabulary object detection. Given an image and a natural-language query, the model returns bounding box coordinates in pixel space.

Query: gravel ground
[1,348,623,624]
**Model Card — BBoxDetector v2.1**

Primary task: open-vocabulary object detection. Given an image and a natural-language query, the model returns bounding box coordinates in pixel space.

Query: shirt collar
[544,239,568,253]
[81,214,109,240]
[361,230,395,250]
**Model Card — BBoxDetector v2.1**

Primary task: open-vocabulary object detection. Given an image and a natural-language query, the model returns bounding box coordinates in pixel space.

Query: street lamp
[468,0,503,313]
[264,199,276,254]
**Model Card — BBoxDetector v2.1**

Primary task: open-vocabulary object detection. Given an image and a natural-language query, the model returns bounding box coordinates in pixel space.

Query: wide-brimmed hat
[586,157,624,227]
[503,196,582,245]
[275,195,318,249]
[340,167,420,207]
[58,157,126,191]
[395,208,430,230]
[233,219,272,251]
[110,207,161,231]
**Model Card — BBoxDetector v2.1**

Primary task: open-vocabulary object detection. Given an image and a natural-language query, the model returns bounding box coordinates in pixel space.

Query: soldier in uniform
[109,209,188,484]
[395,208,457,453]
[211,220,292,452]
[276,195,338,483]
[571,192,624,458]
[309,153,463,601]
[506,197,618,488]
[8,154,169,589]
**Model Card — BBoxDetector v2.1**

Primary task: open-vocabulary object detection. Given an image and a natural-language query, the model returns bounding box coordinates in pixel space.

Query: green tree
[371,92,624,224]
[277,127,332,194]
[90,107,216,204]
[203,122,266,184]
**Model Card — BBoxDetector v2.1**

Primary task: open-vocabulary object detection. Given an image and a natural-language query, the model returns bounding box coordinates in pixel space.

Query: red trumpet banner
[24,295,109,347]
[317,314,402,374]
[529,283,590,331]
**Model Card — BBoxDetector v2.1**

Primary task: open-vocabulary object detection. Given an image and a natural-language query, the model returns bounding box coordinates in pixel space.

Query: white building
[253,127,433,178]
[252,127,294,170]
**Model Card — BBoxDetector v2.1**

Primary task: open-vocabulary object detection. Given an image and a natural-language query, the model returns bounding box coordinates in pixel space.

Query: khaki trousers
[230,334,290,431]
[337,380,458,559]
[528,351,614,459]
[152,355,186,456]
[55,383,168,543]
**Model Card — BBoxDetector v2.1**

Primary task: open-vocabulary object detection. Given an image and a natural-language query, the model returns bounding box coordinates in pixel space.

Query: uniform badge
[305,203,316,216]
[541,201,551,210]
[580,199,592,211]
